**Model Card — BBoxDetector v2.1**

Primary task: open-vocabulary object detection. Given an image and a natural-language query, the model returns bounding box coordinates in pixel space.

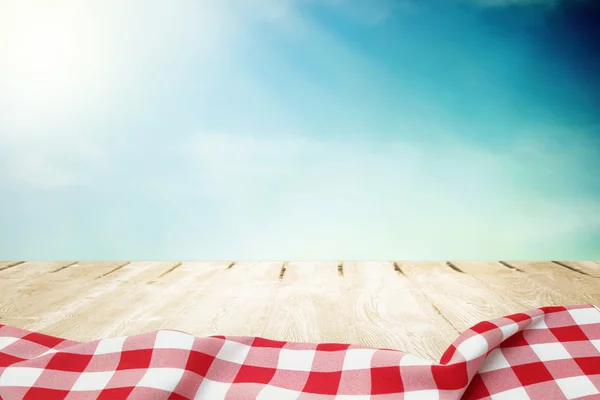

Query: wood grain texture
[0,261,73,293]
[0,261,598,362]
[263,262,362,347]
[0,261,128,323]
[452,261,577,308]
[505,261,600,305]
[340,262,456,360]
[0,261,25,272]
[22,261,180,337]
[147,261,283,338]
[397,261,536,332]
[553,261,600,278]
[45,261,218,341]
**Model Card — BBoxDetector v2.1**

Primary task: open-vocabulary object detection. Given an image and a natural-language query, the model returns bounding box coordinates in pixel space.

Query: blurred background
[0,0,598,260]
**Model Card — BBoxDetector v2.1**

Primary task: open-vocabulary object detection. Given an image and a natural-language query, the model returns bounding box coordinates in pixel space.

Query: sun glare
[0,2,117,123]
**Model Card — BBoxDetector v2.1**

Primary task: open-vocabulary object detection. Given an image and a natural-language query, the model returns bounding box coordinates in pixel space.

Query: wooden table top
[1,260,598,361]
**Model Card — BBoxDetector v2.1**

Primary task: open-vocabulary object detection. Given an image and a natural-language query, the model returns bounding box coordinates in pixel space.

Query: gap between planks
[50,262,79,273]
[551,261,595,277]
[498,261,524,273]
[0,261,26,272]
[96,262,132,279]
[278,262,288,280]
[147,262,183,283]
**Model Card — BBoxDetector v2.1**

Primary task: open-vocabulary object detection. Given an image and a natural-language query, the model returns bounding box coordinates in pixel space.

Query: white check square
[137,367,185,390]
[94,336,126,355]
[277,348,316,371]
[499,322,520,340]
[341,348,377,370]
[0,367,44,387]
[216,340,251,364]
[195,377,232,400]
[154,330,195,350]
[400,354,435,367]
[527,316,548,330]
[491,386,529,400]
[456,335,488,360]
[404,389,440,399]
[0,337,18,352]
[479,348,510,373]
[568,308,600,325]
[530,343,571,361]
[256,384,301,399]
[556,376,599,399]
[71,371,115,391]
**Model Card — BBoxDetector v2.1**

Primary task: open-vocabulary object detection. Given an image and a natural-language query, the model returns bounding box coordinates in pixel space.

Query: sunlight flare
[0,1,118,122]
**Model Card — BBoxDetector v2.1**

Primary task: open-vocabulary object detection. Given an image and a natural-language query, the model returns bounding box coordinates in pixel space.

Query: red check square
[502,332,529,348]
[251,337,287,349]
[512,362,554,386]
[303,370,342,395]
[21,333,65,349]
[46,352,92,372]
[371,366,403,394]
[117,349,153,370]
[23,388,70,400]
[550,326,589,342]
[575,357,600,375]
[234,364,276,384]
[471,322,498,335]
[185,351,216,377]
[432,361,468,390]
[462,374,491,399]
[97,387,135,399]
[0,353,24,367]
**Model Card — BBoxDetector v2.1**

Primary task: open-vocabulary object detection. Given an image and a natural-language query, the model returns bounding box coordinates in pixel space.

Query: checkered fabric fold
[1,305,599,399]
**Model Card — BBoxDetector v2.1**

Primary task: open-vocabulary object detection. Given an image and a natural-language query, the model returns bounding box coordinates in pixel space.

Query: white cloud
[0,130,108,188]
[174,130,600,259]
[0,0,238,189]
[178,132,310,198]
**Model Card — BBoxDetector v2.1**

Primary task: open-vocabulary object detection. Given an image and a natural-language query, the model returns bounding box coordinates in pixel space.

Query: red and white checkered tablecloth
[1,305,599,399]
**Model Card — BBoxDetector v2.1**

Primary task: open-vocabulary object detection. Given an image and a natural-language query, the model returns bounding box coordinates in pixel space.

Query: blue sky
[0,0,599,260]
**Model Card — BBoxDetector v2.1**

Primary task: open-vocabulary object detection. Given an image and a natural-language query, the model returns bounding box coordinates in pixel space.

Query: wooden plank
[340,261,457,360]
[254,261,453,360]
[452,261,579,308]
[0,261,74,326]
[262,261,356,345]
[161,261,284,338]
[553,261,600,278]
[0,261,25,272]
[122,261,282,338]
[48,262,231,341]
[0,262,131,328]
[21,261,180,334]
[110,261,239,336]
[37,261,209,340]
[506,261,600,305]
[1,261,124,307]
[398,261,534,332]
[0,261,75,293]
